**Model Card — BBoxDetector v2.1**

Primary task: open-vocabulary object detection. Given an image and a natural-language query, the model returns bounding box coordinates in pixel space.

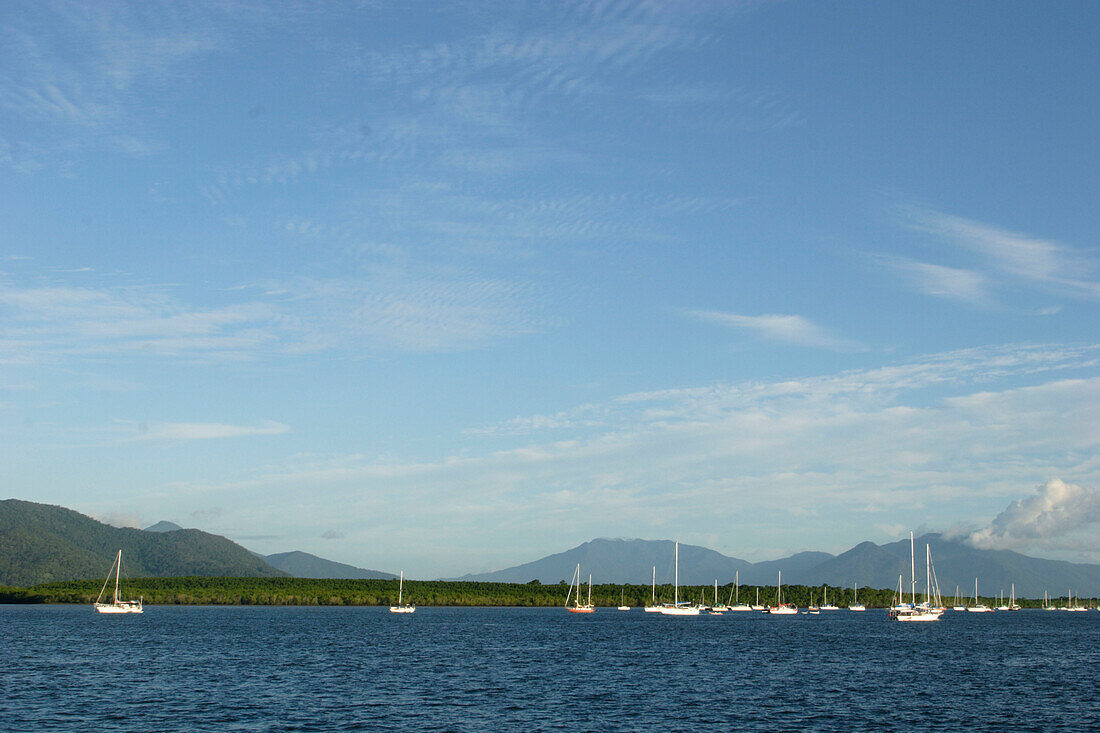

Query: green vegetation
[0,499,285,586]
[1,577,1083,607]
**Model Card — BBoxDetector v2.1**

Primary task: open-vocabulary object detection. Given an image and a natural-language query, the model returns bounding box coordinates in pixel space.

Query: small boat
[995,589,1010,611]
[565,564,595,613]
[951,585,966,611]
[1008,584,1021,611]
[658,542,700,615]
[849,583,866,611]
[389,570,415,613]
[767,571,797,615]
[709,580,728,613]
[617,589,630,611]
[751,587,765,611]
[729,571,753,611]
[819,585,839,611]
[93,550,143,614]
[967,578,992,613]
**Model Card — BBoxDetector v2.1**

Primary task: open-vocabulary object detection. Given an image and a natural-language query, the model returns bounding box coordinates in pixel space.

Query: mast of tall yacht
[674,541,679,606]
[114,550,121,605]
[587,574,592,607]
[651,566,656,606]
[909,531,916,606]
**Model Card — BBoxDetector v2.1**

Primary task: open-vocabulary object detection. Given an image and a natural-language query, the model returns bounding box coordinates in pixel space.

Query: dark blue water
[2,606,1097,731]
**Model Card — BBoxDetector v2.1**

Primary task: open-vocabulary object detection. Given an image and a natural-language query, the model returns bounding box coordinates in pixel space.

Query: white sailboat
[658,542,700,615]
[565,564,595,613]
[890,532,941,622]
[1008,584,1021,611]
[952,585,966,611]
[93,550,143,614]
[820,585,840,611]
[967,578,992,613]
[751,587,765,611]
[709,580,727,614]
[389,570,415,613]
[848,582,866,611]
[644,565,660,612]
[617,589,630,611]
[730,570,753,611]
[767,570,797,614]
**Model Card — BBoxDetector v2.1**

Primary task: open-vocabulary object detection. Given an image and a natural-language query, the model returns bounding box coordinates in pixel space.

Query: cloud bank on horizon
[1,1,1098,576]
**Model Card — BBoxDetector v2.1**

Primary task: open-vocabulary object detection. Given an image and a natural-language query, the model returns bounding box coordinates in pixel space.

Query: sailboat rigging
[389,570,415,613]
[93,550,143,614]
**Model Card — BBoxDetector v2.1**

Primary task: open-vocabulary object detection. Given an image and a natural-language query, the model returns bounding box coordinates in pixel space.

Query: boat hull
[94,602,143,614]
[389,606,415,614]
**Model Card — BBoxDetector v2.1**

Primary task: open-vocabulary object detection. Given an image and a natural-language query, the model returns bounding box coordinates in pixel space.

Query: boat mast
[114,550,121,604]
[651,565,655,605]
[674,541,679,605]
[587,574,592,607]
[397,570,403,605]
[909,531,916,606]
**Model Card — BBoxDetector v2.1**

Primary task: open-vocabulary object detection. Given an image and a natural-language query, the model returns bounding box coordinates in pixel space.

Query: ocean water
[2,605,1097,731]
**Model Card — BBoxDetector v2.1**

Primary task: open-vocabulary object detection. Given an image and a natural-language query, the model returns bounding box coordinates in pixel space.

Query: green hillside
[0,499,287,586]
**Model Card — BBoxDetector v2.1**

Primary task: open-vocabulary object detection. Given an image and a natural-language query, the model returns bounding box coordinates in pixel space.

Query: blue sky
[2,1,1098,577]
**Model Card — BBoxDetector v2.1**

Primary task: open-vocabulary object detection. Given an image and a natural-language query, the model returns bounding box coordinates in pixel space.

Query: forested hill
[0,499,286,586]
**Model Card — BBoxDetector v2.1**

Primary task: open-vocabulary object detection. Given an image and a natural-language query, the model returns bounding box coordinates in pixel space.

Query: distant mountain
[809,533,1100,599]
[144,520,184,532]
[452,538,760,585]
[0,499,286,586]
[263,550,394,579]
[455,535,1100,597]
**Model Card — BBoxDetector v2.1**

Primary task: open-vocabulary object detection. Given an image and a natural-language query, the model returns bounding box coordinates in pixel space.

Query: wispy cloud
[687,310,858,350]
[130,420,290,442]
[0,265,546,366]
[877,255,992,306]
[903,208,1100,301]
[161,343,1100,572]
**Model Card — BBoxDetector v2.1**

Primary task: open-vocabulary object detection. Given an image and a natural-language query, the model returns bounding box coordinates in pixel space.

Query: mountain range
[0,499,392,586]
[3,499,1099,596]
[454,536,1100,598]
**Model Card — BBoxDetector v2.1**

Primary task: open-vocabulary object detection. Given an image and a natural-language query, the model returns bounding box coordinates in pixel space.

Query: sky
[1,1,1098,578]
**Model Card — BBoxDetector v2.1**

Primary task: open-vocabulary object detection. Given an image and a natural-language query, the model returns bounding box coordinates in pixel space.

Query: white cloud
[687,310,858,350]
[905,208,1100,300]
[879,256,992,306]
[967,479,1100,550]
[0,266,545,364]
[134,420,290,442]
[158,343,1100,573]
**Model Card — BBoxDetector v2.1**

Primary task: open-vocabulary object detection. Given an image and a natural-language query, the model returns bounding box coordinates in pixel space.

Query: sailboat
[1008,584,1021,611]
[93,550,143,614]
[565,564,595,613]
[820,585,839,611]
[952,585,966,611]
[807,592,820,614]
[995,589,1010,612]
[389,570,415,613]
[751,587,765,611]
[644,565,660,612]
[658,542,700,615]
[709,580,727,614]
[1067,590,1087,612]
[767,570,797,614]
[617,589,630,611]
[967,578,992,613]
[730,570,752,611]
[889,532,941,621]
[848,583,866,611]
